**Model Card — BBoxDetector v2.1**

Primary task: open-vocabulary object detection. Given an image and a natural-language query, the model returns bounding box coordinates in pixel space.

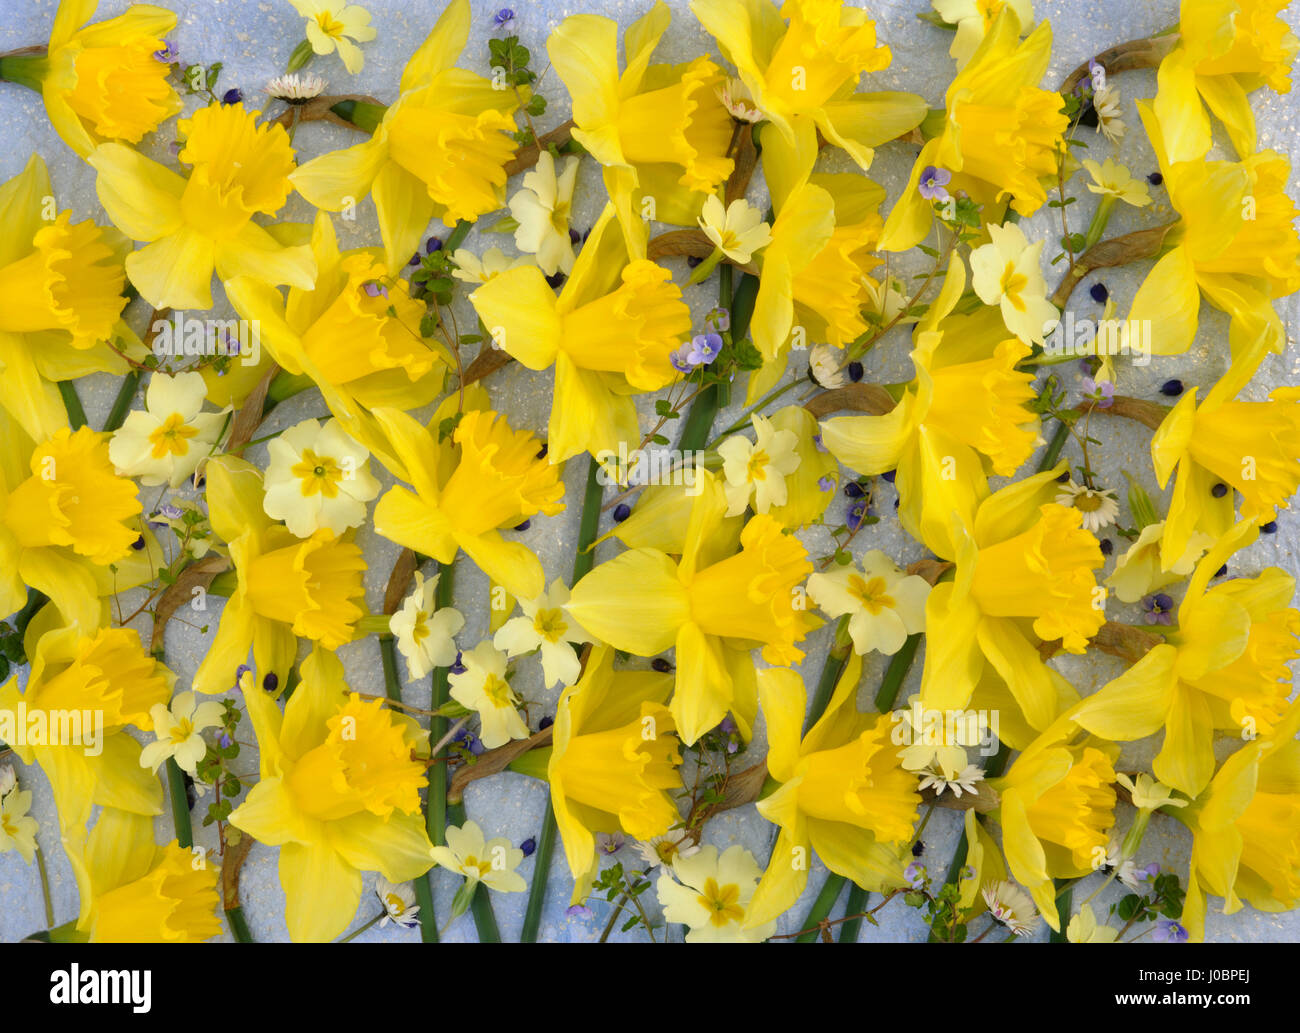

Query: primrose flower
[430,820,526,894]
[657,845,775,943]
[448,640,529,750]
[565,471,817,745]
[1074,521,1300,798]
[229,652,437,942]
[370,405,564,601]
[0,625,171,832]
[1106,522,1214,604]
[469,207,691,463]
[993,727,1119,929]
[0,155,133,442]
[746,658,919,928]
[880,6,1067,252]
[970,222,1059,347]
[806,551,930,657]
[139,691,226,777]
[291,0,519,271]
[262,417,382,538]
[1083,159,1151,208]
[390,570,464,682]
[108,372,228,488]
[821,274,1040,560]
[65,808,221,943]
[717,413,801,517]
[493,579,591,688]
[450,246,532,285]
[917,468,1106,739]
[548,646,682,902]
[14,0,183,157]
[88,102,314,311]
[290,0,376,73]
[509,151,580,277]
[692,0,925,184]
[0,786,38,864]
[698,196,772,265]
[191,455,366,695]
[931,0,1035,68]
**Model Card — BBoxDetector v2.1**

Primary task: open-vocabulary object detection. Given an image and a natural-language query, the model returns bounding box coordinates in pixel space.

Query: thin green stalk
[225,905,254,943]
[166,758,193,849]
[838,884,870,942]
[803,648,849,736]
[57,380,87,429]
[338,911,384,943]
[794,874,845,942]
[874,633,920,712]
[102,370,141,433]
[34,846,54,928]
[1040,419,1069,470]
[1050,880,1071,942]
[707,379,802,447]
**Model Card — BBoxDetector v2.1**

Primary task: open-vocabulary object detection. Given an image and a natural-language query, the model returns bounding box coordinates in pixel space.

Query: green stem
[337,911,384,943]
[1039,419,1069,470]
[874,634,920,712]
[57,381,87,430]
[707,379,802,447]
[1050,879,1071,942]
[794,874,845,942]
[803,649,849,735]
[225,905,254,943]
[102,370,141,433]
[329,99,387,132]
[262,371,314,415]
[838,884,870,942]
[35,846,54,928]
[166,758,193,849]
[1081,195,1117,252]
[0,54,48,92]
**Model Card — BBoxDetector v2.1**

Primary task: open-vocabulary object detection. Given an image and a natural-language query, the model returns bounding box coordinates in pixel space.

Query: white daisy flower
[808,343,846,389]
[981,880,1040,936]
[918,762,985,799]
[1055,480,1120,532]
[264,72,328,102]
[375,877,420,929]
[635,829,700,870]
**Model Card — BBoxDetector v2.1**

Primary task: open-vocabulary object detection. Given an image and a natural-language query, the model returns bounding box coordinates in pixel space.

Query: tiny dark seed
[1159,379,1184,397]
[1099,538,1113,555]
[848,361,864,382]
[1211,482,1229,498]
[1089,283,1109,303]
[651,658,673,673]
[881,470,896,484]
[263,672,278,692]
[613,503,631,522]
[1148,172,1164,186]
[537,715,554,731]
[1261,520,1278,534]
[844,481,864,498]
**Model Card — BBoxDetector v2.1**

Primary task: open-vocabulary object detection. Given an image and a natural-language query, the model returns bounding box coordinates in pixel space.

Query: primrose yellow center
[978,0,1006,28]
[169,717,195,745]
[999,262,1028,312]
[316,11,346,39]
[148,413,198,459]
[292,449,343,499]
[482,673,514,708]
[461,855,490,879]
[746,449,771,482]
[1,814,19,837]
[411,611,431,643]
[697,878,744,927]
[533,607,567,643]
[848,574,894,616]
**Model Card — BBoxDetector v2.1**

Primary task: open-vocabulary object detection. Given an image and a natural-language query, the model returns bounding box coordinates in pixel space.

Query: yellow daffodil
[88,102,315,310]
[290,0,376,74]
[955,809,1008,920]
[430,820,527,894]
[547,2,734,246]
[262,417,381,538]
[746,657,919,928]
[191,455,366,695]
[1151,374,1300,568]
[390,570,464,682]
[493,578,591,688]
[762,404,838,530]
[290,0,519,271]
[717,413,801,517]
[807,550,929,656]
[657,844,776,942]
[747,172,885,400]
[468,206,691,463]
[565,470,816,745]
[0,154,135,443]
[1074,521,1299,798]
[509,150,579,277]
[970,222,1059,346]
[229,654,437,942]
[992,722,1119,929]
[931,0,1035,68]
[1172,706,1300,941]
[65,808,221,943]
[1128,100,1300,361]
[12,0,183,158]
[691,0,926,186]
[1083,158,1152,208]
[0,624,170,832]
[139,691,226,777]
[370,405,564,601]
[918,467,1105,739]
[108,371,228,488]
[821,267,1040,560]
[547,645,682,902]
[1105,521,1214,604]
[879,6,1066,252]
[0,784,39,864]
[1154,0,1298,162]
[449,640,529,749]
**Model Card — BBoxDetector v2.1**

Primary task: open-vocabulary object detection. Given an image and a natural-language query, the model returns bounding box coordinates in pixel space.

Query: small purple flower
[670,344,696,374]
[566,904,593,919]
[218,731,233,748]
[153,42,178,63]
[362,280,388,299]
[1136,862,1161,884]
[903,861,927,889]
[917,166,951,203]
[817,476,834,492]
[687,333,723,366]
[596,832,626,855]
[703,307,730,333]
[221,88,243,105]
[492,7,517,31]
[847,499,869,531]
[450,652,467,675]
[233,664,252,690]
[1141,592,1175,626]
[1153,918,1188,943]
[426,236,443,254]
[1081,376,1115,409]
[159,503,184,521]
[812,433,828,454]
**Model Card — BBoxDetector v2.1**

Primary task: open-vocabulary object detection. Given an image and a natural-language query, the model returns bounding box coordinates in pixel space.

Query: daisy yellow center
[291,449,343,498]
[148,413,198,459]
[482,673,514,708]
[316,11,347,39]
[1071,492,1105,513]
[848,574,894,615]
[383,893,406,916]
[999,261,1028,312]
[533,607,567,643]
[697,878,744,927]
[168,717,195,745]
[746,449,771,482]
